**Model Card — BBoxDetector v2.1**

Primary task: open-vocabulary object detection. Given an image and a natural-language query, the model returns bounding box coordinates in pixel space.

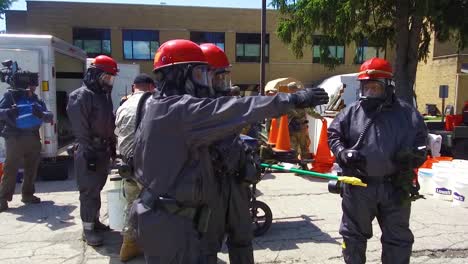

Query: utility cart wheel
[251,200,273,237]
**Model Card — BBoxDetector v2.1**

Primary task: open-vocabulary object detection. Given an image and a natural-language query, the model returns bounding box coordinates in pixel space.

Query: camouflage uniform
[288,108,321,158]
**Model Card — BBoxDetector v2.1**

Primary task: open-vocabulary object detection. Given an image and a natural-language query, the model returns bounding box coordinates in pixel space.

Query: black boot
[0,199,8,212]
[94,220,111,231]
[83,229,103,247]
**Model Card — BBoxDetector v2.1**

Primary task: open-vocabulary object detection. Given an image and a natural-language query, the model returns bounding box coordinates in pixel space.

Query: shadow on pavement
[23,178,78,194]
[260,172,277,180]
[253,214,340,251]
[8,200,77,230]
[296,174,330,184]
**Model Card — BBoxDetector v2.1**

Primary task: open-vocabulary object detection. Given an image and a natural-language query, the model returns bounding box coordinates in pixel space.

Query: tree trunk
[407,14,423,107]
[394,0,413,105]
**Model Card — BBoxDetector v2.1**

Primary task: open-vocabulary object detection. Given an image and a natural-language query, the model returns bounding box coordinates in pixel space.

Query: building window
[190,31,225,51]
[236,33,269,63]
[312,37,345,64]
[355,40,386,64]
[73,28,111,57]
[123,30,159,60]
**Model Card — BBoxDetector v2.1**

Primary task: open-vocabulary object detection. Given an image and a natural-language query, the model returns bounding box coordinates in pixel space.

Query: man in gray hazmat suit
[199,43,255,264]
[130,39,329,264]
[328,57,428,264]
[67,55,119,246]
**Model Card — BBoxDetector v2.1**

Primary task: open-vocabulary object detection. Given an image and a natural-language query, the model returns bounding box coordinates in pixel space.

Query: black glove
[110,144,117,161]
[6,106,19,119]
[32,104,44,119]
[109,137,117,161]
[338,149,366,169]
[394,147,427,170]
[290,87,329,108]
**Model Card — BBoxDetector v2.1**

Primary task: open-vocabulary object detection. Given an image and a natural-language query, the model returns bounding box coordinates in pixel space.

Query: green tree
[1,0,15,20]
[271,0,468,104]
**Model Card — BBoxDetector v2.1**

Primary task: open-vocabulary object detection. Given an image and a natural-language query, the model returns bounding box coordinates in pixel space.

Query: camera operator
[0,67,53,212]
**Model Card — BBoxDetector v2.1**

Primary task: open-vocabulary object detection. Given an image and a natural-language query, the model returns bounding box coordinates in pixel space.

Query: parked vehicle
[0,34,140,180]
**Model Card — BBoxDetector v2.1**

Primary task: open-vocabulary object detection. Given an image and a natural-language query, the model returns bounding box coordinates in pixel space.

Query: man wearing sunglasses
[67,55,119,247]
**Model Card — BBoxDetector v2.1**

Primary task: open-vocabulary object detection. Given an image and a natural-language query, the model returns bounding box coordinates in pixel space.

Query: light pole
[260,0,266,95]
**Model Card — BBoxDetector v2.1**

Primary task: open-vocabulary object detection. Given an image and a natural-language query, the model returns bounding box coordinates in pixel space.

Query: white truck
[307,73,361,153]
[0,34,140,180]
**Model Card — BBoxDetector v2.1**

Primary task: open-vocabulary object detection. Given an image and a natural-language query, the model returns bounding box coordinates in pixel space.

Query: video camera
[0,60,39,90]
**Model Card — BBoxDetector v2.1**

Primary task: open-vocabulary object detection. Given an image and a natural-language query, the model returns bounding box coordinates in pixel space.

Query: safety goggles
[99,73,115,86]
[360,80,386,99]
[211,70,232,92]
[191,64,210,87]
[154,64,210,87]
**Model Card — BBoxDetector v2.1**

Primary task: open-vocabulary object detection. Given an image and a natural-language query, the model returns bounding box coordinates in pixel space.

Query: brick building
[414,36,468,113]
[6,1,465,111]
[5,1,390,92]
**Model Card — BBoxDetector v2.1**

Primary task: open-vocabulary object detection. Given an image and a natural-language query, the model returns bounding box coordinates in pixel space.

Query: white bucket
[432,162,454,201]
[418,168,434,195]
[452,174,468,207]
[452,160,468,170]
[108,174,123,189]
[107,188,126,231]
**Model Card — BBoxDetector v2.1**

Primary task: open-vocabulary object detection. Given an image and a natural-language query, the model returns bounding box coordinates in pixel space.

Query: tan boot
[120,235,142,262]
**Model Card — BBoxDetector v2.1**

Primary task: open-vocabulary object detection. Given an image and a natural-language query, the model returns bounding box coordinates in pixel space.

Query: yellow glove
[338,176,367,187]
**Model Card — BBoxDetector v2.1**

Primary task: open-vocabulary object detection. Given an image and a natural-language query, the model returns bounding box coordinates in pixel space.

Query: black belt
[139,189,197,220]
[91,136,110,145]
[139,189,211,234]
[360,175,393,184]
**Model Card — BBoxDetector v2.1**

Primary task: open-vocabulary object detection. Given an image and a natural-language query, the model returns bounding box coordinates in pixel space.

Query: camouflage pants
[290,130,310,158]
[122,179,141,238]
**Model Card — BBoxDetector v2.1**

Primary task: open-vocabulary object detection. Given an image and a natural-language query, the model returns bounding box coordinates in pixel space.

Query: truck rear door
[0,49,41,159]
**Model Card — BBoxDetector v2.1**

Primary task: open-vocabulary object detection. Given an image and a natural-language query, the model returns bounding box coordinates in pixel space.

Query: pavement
[1,171,468,264]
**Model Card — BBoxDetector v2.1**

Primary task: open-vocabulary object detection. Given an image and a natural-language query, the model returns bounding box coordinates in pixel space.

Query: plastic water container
[418,168,434,195]
[452,176,468,207]
[452,159,468,169]
[107,188,126,231]
[432,162,454,201]
[15,99,43,129]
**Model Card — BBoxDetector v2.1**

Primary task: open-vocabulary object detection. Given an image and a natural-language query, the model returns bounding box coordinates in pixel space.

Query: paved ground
[1,170,468,264]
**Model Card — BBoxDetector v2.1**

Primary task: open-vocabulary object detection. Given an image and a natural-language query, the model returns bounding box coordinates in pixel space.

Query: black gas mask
[83,67,115,94]
[359,79,394,111]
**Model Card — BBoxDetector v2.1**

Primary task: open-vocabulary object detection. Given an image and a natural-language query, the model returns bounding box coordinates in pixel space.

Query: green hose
[260,163,367,187]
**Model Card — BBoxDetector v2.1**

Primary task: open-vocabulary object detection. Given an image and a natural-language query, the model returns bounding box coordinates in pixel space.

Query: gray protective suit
[132,93,296,264]
[201,135,254,264]
[328,98,428,264]
[67,84,115,227]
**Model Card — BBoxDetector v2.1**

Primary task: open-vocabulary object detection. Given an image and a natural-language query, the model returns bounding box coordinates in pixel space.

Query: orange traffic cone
[267,118,279,145]
[273,115,292,152]
[311,119,335,173]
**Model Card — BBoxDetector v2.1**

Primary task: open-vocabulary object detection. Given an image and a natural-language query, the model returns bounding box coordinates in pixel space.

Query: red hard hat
[153,39,207,72]
[357,57,393,80]
[91,55,119,75]
[200,43,230,69]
